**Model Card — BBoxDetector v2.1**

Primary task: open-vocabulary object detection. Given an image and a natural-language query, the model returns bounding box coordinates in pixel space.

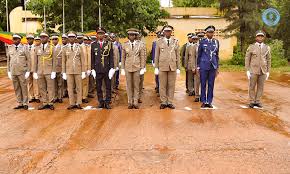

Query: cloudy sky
[160,0,173,7]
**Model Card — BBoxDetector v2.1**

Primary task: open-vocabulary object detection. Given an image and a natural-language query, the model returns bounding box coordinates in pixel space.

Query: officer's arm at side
[245,46,252,71]
[154,42,160,68]
[121,46,126,70]
[266,46,271,73]
[197,42,203,68]
[176,41,181,70]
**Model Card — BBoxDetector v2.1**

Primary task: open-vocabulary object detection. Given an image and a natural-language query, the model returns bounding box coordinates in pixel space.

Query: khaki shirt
[54,44,63,73]
[62,43,85,74]
[185,43,198,71]
[81,44,91,71]
[7,44,30,75]
[155,37,180,71]
[34,43,56,75]
[121,40,146,72]
[245,43,271,75]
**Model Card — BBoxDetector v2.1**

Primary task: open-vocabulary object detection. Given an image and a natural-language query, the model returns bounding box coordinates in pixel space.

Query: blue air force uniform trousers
[151,41,159,92]
[197,38,219,104]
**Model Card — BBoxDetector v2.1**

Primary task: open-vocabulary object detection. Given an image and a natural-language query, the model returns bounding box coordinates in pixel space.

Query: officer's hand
[192,69,196,75]
[116,67,119,71]
[140,69,145,75]
[24,72,30,79]
[81,72,86,79]
[246,71,251,80]
[176,69,181,75]
[87,70,91,76]
[91,69,96,79]
[154,68,159,75]
[266,72,270,80]
[121,69,125,76]
[215,70,219,77]
[108,68,115,79]
[62,73,67,80]
[152,60,155,68]
[33,73,39,80]
[51,72,56,79]
[144,67,147,73]
[7,72,12,80]
[119,62,122,67]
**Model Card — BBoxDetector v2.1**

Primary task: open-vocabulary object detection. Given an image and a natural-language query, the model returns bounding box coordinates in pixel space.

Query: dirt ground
[0,70,289,174]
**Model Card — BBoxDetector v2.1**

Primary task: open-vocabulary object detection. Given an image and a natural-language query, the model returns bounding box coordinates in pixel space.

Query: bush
[268,39,288,68]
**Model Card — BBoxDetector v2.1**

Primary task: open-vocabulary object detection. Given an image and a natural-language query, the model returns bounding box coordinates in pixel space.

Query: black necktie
[43,45,45,51]
[15,46,18,50]
[71,45,73,51]
[132,43,134,50]
[167,40,170,46]
[29,45,31,51]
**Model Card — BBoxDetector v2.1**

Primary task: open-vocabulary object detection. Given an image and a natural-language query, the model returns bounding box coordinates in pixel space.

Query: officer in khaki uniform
[62,31,86,110]
[185,34,200,102]
[137,33,147,103]
[26,33,40,103]
[110,33,120,92]
[33,31,56,110]
[245,30,271,108]
[51,34,64,103]
[121,28,146,109]
[81,35,92,103]
[61,34,69,98]
[7,34,31,110]
[154,25,181,109]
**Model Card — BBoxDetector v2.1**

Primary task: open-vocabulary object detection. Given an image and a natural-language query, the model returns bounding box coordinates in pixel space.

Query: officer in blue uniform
[197,25,219,108]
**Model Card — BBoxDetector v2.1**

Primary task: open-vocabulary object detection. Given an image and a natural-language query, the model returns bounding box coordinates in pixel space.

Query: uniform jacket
[197,38,219,70]
[7,44,30,75]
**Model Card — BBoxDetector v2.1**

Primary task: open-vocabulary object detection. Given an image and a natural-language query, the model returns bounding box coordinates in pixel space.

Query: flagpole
[6,0,9,32]
[25,0,27,34]
[63,0,65,33]
[98,0,101,27]
[44,5,46,31]
[81,0,84,32]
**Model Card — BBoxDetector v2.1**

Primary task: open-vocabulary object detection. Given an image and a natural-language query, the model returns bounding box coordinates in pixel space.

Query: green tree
[172,0,219,7]
[219,0,268,53]
[0,0,21,31]
[27,0,169,36]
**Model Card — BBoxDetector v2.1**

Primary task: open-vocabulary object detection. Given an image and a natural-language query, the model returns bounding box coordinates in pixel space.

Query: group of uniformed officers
[7,24,271,110]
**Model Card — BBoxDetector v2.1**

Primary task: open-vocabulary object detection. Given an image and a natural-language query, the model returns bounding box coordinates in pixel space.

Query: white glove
[121,69,125,76]
[266,72,270,80]
[24,72,30,79]
[7,72,12,80]
[246,71,251,80]
[176,69,180,74]
[33,73,38,79]
[81,72,86,79]
[119,62,122,66]
[91,69,96,79]
[62,73,67,80]
[108,68,115,80]
[140,68,145,75]
[51,72,56,79]
[152,60,155,68]
[87,70,91,76]
[144,67,147,73]
[116,67,119,71]
[154,68,159,75]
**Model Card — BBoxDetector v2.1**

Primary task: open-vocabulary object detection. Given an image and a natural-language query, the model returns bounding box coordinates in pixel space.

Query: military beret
[67,31,76,37]
[26,33,34,39]
[256,30,265,37]
[163,25,174,31]
[12,33,22,39]
[127,28,139,35]
[96,27,106,33]
[205,25,215,32]
[40,31,49,37]
[62,34,68,38]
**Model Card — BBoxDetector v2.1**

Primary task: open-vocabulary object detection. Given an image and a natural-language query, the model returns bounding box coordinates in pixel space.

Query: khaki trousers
[187,70,194,93]
[159,71,177,105]
[82,76,89,99]
[55,72,63,99]
[125,71,140,105]
[27,73,39,100]
[249,73,266,104]
[67,74,82,105]
[139,74,144,100]
[12,74,28,105]
[38,74,55,105]
[194,72,200,98]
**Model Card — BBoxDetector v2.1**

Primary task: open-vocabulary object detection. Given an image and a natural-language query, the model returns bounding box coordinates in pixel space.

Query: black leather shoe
[194,98,200,102]
[14,105,24,109]
[255,103,263,108]
[88,94,95,98]
[82,99,89,103]
[67,105,75,110]
[38,105,47,110]
[208,104,214,108]
[201,103,206,108]
[35,99,40,103]
[23,105,29,110]
[188,92,194,96]
[75,104,82,109]
[105,103,112,109]
[128,104,133,109]
[138,99,142,103]
[98,102,104,108]
[160,104,167,109]
[52,99,58,103]
[49,105,55,110]
[249,103,255,108]
[133,105,139,109]
[167,104,175,109]
[58,99,63,103]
